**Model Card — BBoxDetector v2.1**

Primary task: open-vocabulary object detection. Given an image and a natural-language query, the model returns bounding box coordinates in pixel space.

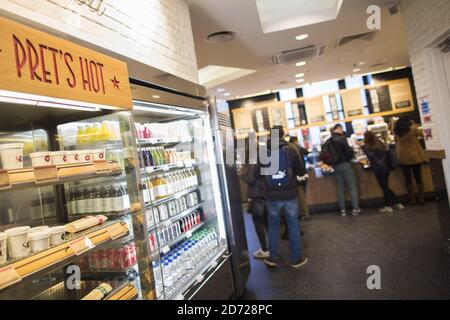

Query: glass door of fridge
[0,106,151,300]
[133,102,229,300]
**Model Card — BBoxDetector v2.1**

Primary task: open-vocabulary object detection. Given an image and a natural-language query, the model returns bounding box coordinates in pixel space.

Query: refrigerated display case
[0,103,152,300]
[131,99,233,300]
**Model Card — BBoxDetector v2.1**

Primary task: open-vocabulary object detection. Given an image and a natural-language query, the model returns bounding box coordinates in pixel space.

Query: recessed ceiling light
[206,31,235,43]
[353,68,361,73]
[358,61,367,66]
[217,88,225,92]
[296,79,305,83]
[295,73,305,78]
[295,34,309,41]
[296,61,306,67]
[152,95,160,99]
[224,93,231,97]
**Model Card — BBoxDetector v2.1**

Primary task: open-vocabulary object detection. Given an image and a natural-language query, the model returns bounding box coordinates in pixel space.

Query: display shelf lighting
[133,100,200,116]
[295,34,309,41]
[0,90,102,112]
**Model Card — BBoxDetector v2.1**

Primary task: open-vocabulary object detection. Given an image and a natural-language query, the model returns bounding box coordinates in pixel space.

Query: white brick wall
[400,0,450,150]
[0,0,199,83]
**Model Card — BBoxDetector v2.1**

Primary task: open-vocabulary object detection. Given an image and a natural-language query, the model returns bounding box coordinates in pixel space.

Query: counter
[239,159,442,213]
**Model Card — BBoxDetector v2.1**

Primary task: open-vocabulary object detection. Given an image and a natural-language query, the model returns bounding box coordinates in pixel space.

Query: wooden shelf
[0,220,130,292]
[0,161,122,193]
[105,282,139,300]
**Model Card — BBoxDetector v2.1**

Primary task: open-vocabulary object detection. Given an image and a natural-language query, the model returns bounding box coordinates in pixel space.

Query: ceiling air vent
[337,31,377,47]
[271,45,325,65]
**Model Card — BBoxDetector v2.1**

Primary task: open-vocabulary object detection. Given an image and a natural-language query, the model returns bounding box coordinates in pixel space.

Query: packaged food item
[0,143,24,170]
[29,230,51,253]
[66,151,80,164]
[5,226,30,259]
[78,150,94,163]
[92,149,106,161]
[51,151,68,166]
[64,215,108,233]
[82,283,113,300]
[0,232,7,264]
[30,152,52,167]
[29,226,49,234]
[49,226,66,246]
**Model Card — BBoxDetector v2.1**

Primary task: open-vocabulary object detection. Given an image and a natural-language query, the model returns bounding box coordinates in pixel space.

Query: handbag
[386,147,399,170]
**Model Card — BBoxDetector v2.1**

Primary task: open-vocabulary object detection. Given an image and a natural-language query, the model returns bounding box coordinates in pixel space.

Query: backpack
[320,138,341,166]
[265,146,293,190]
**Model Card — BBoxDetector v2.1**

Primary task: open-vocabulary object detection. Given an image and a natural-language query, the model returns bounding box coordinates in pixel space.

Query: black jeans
[374,171,399,206]
[401,164,423,186]
[248,198,268,251]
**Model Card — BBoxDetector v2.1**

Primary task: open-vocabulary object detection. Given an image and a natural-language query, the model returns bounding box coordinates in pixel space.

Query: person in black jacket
[330,124,361,216]
[239,137,269,259]
[363,131,405,213]
[258,126,308,269]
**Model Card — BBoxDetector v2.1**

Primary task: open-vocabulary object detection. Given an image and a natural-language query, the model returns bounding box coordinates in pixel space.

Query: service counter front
[306,162,434,212]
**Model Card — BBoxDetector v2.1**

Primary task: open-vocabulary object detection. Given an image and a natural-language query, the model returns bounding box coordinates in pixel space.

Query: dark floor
[242,202,450,300]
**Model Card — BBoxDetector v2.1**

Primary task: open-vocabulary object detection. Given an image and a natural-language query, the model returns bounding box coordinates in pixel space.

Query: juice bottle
[99,121,110,141]
[77,126,85,146]
[154,175,166,200]
[147,179,155,203]
[164,174,173,196]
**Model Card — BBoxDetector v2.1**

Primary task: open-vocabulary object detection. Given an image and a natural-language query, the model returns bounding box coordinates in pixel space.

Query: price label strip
[175,293,185,300]
[69,236,94,255]
[0,169,11,190]
[161,165,170,172]
[186,231,193,238]
[0,266,22,290]
[106,223,127,240]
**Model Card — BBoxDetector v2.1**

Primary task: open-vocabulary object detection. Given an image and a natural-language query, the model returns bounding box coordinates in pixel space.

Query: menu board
[341,89,365,118]
[252,108,270,132]
[305,97,327,124]
[366,86,393,113]
[389,78,414,110]
[270,104,286,127]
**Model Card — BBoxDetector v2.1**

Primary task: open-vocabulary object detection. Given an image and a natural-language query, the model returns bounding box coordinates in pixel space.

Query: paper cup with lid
[0,143,24,170]
[5,226,30,259]
[29,230,50,253]
[0,232,7,264]
[30,226,49,234]
[49,226,66,246]
[51,151,68,166]
[92,149,106,162]
[30,152,53,167]
[78,150,94,163]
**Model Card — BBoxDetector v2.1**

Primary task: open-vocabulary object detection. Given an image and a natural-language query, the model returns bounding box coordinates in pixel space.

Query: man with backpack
[259,126,309,269]
[321,124,361,216]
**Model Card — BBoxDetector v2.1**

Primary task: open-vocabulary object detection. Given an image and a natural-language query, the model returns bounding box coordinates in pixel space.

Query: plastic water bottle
[163,260,173,291]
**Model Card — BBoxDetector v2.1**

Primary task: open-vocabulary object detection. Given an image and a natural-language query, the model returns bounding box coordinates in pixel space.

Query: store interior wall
[0,0,199,83]
[400,0,450,199]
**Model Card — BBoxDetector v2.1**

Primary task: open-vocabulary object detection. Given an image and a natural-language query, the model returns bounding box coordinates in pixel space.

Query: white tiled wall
[0,0,199,83]
[400,0,450,150]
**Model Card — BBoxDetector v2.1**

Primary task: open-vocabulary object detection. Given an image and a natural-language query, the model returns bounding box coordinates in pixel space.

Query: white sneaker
[379,206,394,213]
[341,210,347,217]
[254,249,270,259]
[394,203,405,210]
[352,209,361,216]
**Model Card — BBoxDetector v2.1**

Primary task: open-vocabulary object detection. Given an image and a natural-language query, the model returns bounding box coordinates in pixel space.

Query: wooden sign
[0,16,132,109]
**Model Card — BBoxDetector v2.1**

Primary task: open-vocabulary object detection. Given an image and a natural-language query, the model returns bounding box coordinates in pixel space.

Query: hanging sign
[0,16,132,109]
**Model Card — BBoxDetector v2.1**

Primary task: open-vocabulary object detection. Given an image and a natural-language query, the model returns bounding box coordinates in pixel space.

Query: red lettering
[26,39,42,82]
[64,53,76,88]
[79,57,91,91]
[39,44,51,84]
[48,47,60,85]
[13,35,26,78]
[97,62,105,94]
[89,61,100,93]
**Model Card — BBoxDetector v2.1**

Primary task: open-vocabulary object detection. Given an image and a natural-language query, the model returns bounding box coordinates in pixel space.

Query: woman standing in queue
[363,131,404,213]
[394,116,428,206]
